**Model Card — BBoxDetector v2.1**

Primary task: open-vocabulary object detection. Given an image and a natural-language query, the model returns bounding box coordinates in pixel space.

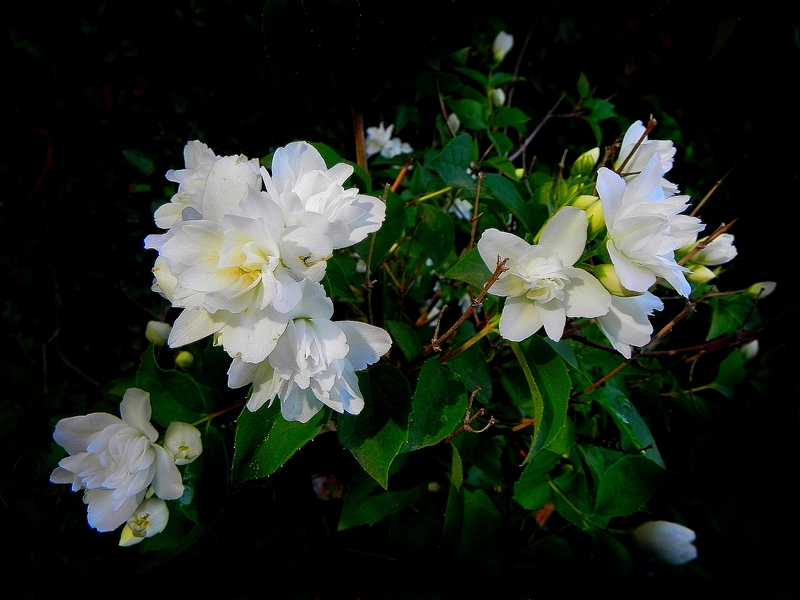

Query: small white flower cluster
[49,388,202,545]
[145,141,392,423]
[479,120,741,358]
[365,122,413,159]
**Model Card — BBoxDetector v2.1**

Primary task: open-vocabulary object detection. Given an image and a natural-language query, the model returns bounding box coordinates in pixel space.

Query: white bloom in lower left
[477,206,612,342]
[50,388,184,532]
[228,280,392,423]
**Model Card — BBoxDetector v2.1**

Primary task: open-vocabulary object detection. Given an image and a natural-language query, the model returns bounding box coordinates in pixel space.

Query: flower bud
[686,264,716,284]
[633,520,697,565]
[692,233,738,266]
[119,498,169,547]
[175,350,194,368]
[490,87,506,107]
[446,112,461,135]
[514,168,526,180]
[145,320,172,346]
[594,264,641,297]
[164,421,203,465]
[739,339,759,362]
[493,31,514,62]
[571,148,600,177]
[745,281,776,299]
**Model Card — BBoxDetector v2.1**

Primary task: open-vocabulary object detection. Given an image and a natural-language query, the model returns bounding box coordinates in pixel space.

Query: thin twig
[508,94,565,162]
[467,172,485,253]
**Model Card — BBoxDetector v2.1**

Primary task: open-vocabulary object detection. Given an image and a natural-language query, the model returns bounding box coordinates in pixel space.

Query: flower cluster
[49,388,202,544]
[479,120,736,357]
[365,122,413,159]
[145,141,392,422]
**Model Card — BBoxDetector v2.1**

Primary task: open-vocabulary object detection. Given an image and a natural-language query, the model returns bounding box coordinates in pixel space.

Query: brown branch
[690,156,746,217]
[615,116,656,175]
[467,172,485,253]
[678,218,739,265]
[423,257,508,356]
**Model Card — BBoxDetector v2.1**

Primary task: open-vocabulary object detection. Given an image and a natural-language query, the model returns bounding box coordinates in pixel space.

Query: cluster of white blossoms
[365,122,413,159]
[145,140,392,423]
[479,120,738,358]
[49,388,202,545]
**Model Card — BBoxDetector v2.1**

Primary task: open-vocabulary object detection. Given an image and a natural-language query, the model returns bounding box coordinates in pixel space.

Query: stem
[467,172,485,253]
[509,94,565,162]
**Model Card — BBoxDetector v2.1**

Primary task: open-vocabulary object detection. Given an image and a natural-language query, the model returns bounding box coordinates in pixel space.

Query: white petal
[151,444,184,500]
[477,228,531,272]
[536,299,567,342]
[85,489,144,532]
[538,206,588,267]
[561,268,612,318]
[169,309,226,348]
[217,309,289,363]
[120,388,158,442]
[53,413,122,455]
[337,321,392,371]
[607,240,657,293]
[499,296,543,342]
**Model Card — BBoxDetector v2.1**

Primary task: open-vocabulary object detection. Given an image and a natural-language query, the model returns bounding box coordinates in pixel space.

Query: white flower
[615,120,678,195]
[50,388,184,532]
[690,233,738,265]
[262,141,386,247]
[145,320,172,346]
[365,123,413,159]
[448,198,473,221]
[155,141,261,229]
[745,281,777,299]
[739,339,759,362]
[145,186,312,363]
[164,422,203,465]
[227,280,392,423]
[597,292,664,358]
[634,520,698,565]
[477,206,612,342]
[119,498,170,547]
[597,154,704,297]
[493,31,514,62]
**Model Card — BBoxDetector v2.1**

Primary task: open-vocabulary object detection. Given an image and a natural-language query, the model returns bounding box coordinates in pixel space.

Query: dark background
[3,0,799,597]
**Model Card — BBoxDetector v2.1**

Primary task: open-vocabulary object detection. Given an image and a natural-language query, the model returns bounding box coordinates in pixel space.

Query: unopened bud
[145,321,172,346]
[175,350,194,369]
[164,421,203,465]
[493,31,514,62]
[490,87,506,107]
[739,340,759,362]
[745,281,776,299]
[571,148,600,177]
[595,263,641,297]
[446,112,461,135]
[686,264,716,284]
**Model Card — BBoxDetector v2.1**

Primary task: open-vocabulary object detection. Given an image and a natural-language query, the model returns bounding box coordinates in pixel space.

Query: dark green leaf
[491,107,530,128]
[706,295,761,340]
[429,133,477,191]
[136,344,206,428]
[443,247,493,288]
[592,388,665,468]
[338,467,426,530]
[449,98,487,130]
[513,448,560,510]
[385,320,422,361]
[417,204,456,268]
[483,173,534,233]
[231,402,330,484]
[338,364,412,488]
[356,191,405,271]
[401,357,467,452]
[593,454,665,517]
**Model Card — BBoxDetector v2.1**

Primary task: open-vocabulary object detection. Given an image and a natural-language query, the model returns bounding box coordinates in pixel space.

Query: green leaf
[583,98,616,121]
[417,204,456,268]
[551,468,608,530]
[322,253,358,301]
[483,155,520,179]
[454,66,487,87]
[443,247,493,288]
[338,364,412,488]
[512,337,571,456]
[593,454,665,517]
[451,443,463,490]
[513,448,560,510]
[180,425,228,525]
[592,388,665,468]
[123,149,155,176]
[483,173,534,233]
[231,402,330,484]
[401,358,468,452]
[429,133,477,191]
[491,107,531,128]
[449,98,487,130]
[706,295,761,340]
[577,72,590,100]
[135,344,206,428]
[445,320,493,404]
[338,467,426,530]
[385,320,422,361]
